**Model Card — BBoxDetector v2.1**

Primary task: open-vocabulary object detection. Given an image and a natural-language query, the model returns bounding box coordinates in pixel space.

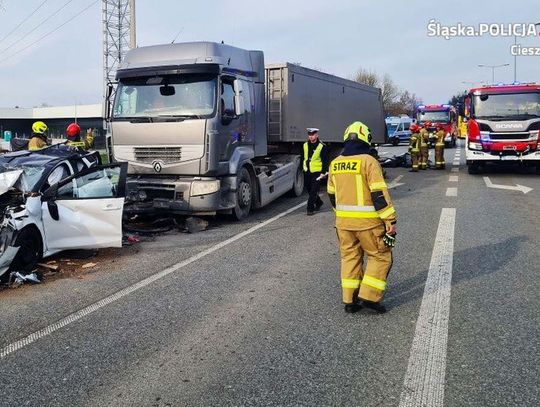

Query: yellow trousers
[410,149,419,171]
[337,225,393,304]
[420,146,429,169]
[435,144,445,169]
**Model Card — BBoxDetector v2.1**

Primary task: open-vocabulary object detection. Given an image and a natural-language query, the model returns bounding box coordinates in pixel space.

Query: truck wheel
[232,167,253,221]
[468,163,481,174]
[288,163,304,197]
[8,227,43,274]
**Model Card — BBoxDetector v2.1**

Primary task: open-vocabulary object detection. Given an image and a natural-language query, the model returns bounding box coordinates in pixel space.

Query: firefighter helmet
[410,123,420,133]
[66,123,81,141]
[424,121,432,128]
[32,121,48,135]
[343,121,372,144]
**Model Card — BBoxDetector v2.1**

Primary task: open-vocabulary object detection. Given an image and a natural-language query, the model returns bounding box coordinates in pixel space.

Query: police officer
[65,123,94,150]
[327,121,397,314]
[419,121,431,170]
[434,123,446,169]
[303,127,329,216]
[408,123,421,172]
[28,121,49,151]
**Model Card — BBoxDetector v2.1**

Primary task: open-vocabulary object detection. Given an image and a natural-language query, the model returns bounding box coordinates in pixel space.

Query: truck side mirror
[233,79,245,116]
[104,83,114,121]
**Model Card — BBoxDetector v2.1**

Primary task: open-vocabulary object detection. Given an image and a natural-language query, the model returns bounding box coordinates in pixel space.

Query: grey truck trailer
[107,41,386,220]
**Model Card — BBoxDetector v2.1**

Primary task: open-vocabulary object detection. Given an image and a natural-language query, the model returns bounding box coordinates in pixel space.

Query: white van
[385,116,414,146]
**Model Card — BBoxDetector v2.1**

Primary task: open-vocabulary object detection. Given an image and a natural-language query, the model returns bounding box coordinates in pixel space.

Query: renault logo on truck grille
[152,160,163,173]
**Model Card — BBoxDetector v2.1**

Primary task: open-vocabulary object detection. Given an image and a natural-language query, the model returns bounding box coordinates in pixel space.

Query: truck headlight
[191,180,220,197]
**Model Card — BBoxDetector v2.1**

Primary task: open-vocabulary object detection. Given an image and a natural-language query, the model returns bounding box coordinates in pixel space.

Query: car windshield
[0,162,49,193]
[473,92,540,120]
[113,73,217,119]
[418,111,450,123]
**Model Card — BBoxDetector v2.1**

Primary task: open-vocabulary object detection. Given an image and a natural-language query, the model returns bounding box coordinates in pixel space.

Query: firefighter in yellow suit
[419,121,431,170]
[28,121,50,151]
[434,123,446,169]
[327,121,397,314]
[408,123,421,172]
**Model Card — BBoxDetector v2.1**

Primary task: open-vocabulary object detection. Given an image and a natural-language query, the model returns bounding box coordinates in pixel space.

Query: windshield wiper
[157,114,203,119]
[113,117,153,123]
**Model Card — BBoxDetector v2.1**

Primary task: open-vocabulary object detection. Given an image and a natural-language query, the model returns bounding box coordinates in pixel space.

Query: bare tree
[355,68,422,116]
[354,68,379,87]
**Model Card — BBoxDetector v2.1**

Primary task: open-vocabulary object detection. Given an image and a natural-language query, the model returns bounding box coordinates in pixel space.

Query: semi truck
[465,83,540,174]
[105,41,386,219]
[416,104,458,148]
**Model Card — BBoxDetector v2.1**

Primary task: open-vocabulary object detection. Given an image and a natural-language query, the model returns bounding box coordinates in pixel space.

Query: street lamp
[478,63,510,84]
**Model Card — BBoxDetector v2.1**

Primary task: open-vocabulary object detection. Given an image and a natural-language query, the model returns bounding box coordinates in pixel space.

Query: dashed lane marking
[0,201,308,359]
[399,208,456,407]
[449,175,458,182]
[451,168,459,173]
[446,187,457,197]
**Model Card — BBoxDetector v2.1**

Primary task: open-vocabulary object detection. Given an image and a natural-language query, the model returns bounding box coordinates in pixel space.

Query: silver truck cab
[109,42,270,217]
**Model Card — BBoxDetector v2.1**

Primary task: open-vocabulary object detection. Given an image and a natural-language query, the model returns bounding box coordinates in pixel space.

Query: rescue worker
[419,121,431,169]
[28,121,49,151]
[327,121,397,314]
[303,127,329,216]
[434,123,446,169]
[408,123,421,172]
[65,123,94,150]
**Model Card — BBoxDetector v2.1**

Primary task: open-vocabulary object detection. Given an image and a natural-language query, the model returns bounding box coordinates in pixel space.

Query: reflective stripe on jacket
[327,154,397,231]
[303,142,324,173]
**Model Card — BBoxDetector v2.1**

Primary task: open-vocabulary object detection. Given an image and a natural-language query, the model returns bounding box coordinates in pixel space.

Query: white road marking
[0,201,308,359]
[483,176,533,194]
[399,208,456,407]
[449,175,458,182]
[451,168,459,173]
[388,175,405,189]
[446,187,457,197]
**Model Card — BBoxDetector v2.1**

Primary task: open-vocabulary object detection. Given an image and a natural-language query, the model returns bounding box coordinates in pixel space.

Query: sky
[0,0,538,108]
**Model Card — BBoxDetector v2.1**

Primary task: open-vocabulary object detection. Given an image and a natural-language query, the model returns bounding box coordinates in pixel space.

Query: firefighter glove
[382,232,396,248]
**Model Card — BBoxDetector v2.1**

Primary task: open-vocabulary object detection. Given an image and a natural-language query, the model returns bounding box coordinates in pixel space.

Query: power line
[0,0,77,56]
[0,0,99,63]
[0,0,50,45]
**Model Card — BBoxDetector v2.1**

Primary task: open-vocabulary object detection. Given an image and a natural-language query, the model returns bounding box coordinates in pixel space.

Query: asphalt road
[1,140,539,407]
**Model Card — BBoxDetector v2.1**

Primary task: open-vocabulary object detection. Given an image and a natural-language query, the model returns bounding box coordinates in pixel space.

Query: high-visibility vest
[303,142,324,173]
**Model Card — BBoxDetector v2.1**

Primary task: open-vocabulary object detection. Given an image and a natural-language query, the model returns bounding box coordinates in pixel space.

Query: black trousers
[305,172,323,212]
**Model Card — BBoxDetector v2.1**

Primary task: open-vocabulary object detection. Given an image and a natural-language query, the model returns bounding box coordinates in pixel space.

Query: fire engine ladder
[267,68,284,140]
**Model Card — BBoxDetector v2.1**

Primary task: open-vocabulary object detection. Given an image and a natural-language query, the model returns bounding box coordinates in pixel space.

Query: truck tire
[468,163,480,174]
[232,167,253,221]
[288,163,304,197]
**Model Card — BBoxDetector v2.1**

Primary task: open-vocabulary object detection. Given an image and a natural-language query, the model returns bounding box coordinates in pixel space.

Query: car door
[40,163,127,251]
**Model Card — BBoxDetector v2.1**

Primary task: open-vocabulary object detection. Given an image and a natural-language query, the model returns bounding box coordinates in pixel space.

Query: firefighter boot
[344,303,362,313]
[362,300,387,314]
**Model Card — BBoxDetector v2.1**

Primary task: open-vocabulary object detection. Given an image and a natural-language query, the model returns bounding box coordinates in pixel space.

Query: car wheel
[8,227,43,274]
[392,138,399,146]
[232,167,253,221]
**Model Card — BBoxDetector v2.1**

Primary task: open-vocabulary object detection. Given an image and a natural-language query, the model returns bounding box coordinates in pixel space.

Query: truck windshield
[473,92,540,120]
[113,74,217,119]
[417,111,449,123]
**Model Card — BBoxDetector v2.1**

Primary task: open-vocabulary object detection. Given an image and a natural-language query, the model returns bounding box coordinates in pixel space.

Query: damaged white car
[0,145,127,283]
